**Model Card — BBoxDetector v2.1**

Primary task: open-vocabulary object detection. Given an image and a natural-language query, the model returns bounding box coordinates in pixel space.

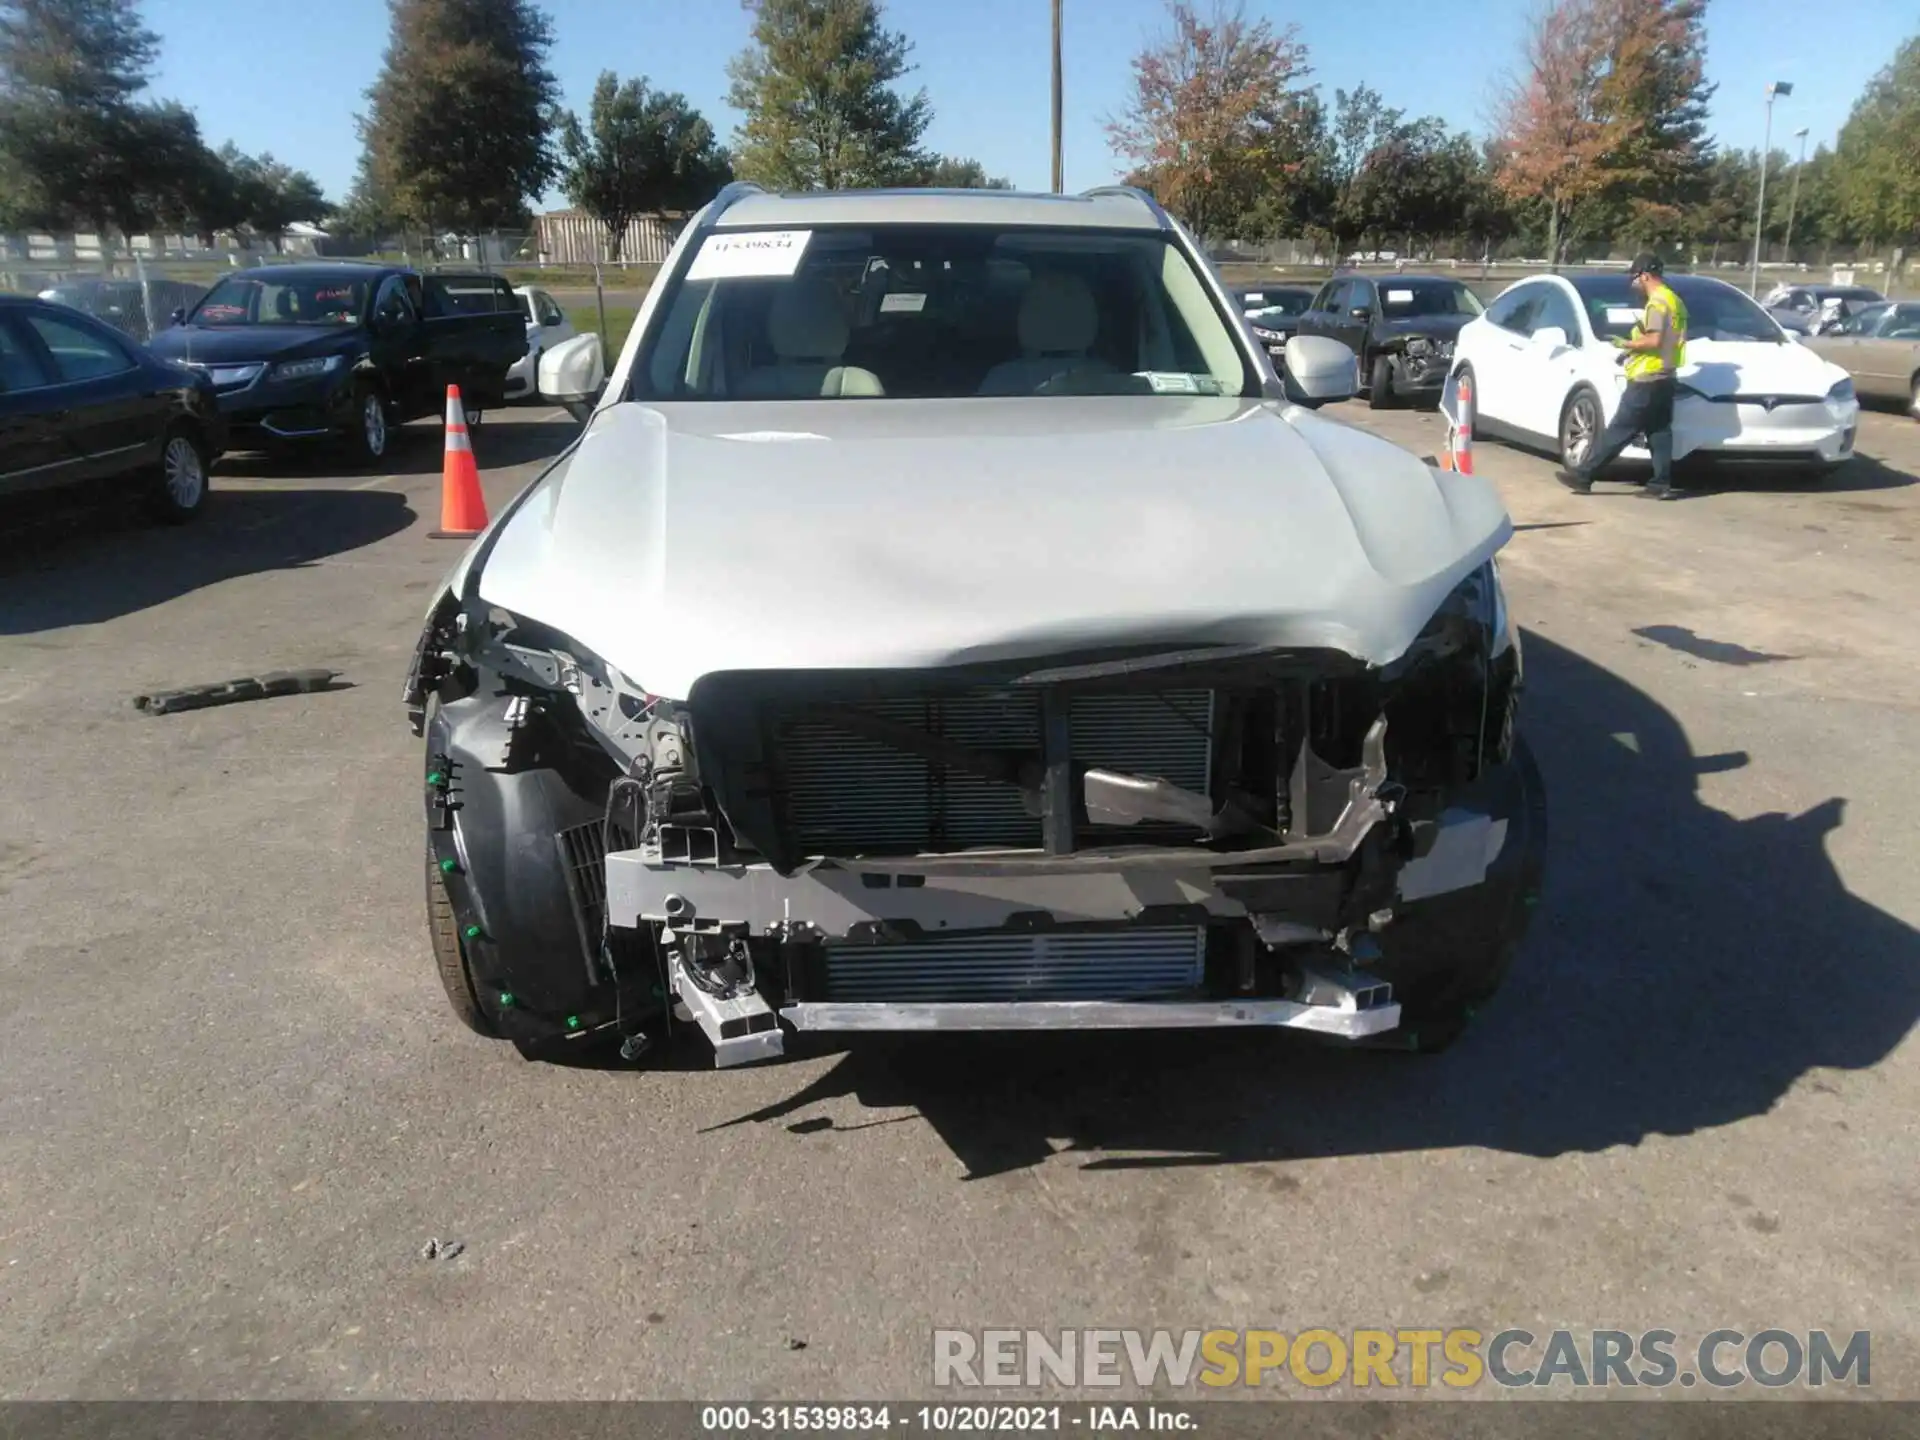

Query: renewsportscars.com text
[933,1328,1871,1391]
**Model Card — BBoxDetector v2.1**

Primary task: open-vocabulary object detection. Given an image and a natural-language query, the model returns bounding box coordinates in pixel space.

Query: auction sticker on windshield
[687,229,813,281]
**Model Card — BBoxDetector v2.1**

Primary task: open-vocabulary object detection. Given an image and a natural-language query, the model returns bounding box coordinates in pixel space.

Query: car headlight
[1252,327,1283,342]
[1406,337,1431,356]
[1826,377,1855,403]
[270,354,345,383]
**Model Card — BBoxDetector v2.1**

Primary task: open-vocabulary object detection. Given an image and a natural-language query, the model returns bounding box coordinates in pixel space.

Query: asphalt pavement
[2,395,1917,1402]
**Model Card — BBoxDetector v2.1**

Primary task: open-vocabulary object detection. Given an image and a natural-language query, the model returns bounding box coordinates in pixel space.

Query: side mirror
[1349,306,1372,319]
[538,332,606,419]
[1532,325,1569,350]
[1279,335,1359,408]
[169,307,186,326]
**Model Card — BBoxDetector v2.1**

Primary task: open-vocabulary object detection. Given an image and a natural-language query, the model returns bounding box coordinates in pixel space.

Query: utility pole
[1050,0,1064,193]
[1749,80,1792,296]
[1782,126,1810,267]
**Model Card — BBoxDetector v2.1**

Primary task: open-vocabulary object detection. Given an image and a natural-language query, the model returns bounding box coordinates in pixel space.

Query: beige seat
[977,271,1118,395]
[735,280,885,398]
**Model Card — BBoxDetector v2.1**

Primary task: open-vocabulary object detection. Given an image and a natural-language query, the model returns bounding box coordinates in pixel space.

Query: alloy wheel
[364,394,388,458]
[1563,393,1598,467]
[163,435,205,508]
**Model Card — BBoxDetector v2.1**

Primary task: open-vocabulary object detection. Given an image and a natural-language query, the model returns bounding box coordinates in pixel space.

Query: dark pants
[1576,375,1676,486]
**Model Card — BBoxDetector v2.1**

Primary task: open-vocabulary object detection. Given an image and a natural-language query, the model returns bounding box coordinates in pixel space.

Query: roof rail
[702,180,769,230]
[1078,184,1174,232]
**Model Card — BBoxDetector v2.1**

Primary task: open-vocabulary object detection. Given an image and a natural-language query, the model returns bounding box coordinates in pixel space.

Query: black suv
[1294,274,1487,409]
[147,263,528,464]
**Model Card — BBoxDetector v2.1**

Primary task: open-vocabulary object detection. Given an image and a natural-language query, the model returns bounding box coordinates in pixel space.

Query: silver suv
[404,183,1546,1066]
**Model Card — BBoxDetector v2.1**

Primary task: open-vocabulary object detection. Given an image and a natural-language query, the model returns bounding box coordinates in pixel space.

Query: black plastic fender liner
[424,690,623,1044]
[1370,732,1549,1016]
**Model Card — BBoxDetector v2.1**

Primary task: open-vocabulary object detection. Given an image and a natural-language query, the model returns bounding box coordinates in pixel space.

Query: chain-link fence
[0,232,329,344]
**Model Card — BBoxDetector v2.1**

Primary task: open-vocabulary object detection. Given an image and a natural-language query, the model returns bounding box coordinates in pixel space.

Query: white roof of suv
[711,186,1167,232]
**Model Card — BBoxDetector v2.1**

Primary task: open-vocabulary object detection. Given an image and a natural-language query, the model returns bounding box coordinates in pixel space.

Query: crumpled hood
[1680,338,1849,398]
[475,396,1512,699]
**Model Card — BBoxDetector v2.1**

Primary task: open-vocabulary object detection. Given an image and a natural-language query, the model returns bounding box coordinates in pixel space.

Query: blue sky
[145,0,1914,211]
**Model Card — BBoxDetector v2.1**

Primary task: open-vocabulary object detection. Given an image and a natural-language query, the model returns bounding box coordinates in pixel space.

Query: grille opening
[557,817,637,974]
[823,927,1207,1003]
[771,687,1215,858]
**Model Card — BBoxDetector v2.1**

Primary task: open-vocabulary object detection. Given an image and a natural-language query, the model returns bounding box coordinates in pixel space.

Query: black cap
[1628,251,1664,278]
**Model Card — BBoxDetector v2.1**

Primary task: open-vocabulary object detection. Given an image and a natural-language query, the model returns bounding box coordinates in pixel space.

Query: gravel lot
[2,392,1917,1402]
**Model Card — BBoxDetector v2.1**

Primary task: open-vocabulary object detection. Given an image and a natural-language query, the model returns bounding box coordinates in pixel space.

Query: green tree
[1106,1,1319,244]
[922,155,1012,188]
[559,71,732,261]
[0,0,163,238]
[356,0,560,235]
[1831,35,1920,260]
[234,152,329,249]
[1317,85,1404,256]
[726,0,932,190]
[1593,0,1715,246]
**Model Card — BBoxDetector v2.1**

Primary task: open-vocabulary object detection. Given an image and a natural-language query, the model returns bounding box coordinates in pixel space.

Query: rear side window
[25,311,135,382]
[426,277,512,316]
[0,317,53,392]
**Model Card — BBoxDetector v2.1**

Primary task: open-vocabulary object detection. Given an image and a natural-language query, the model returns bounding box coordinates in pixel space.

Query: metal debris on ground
[133,668,342,716]
[420,1237,465,1261]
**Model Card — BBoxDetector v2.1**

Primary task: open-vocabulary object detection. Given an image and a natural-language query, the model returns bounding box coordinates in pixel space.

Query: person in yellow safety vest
[1558,251,1691,500]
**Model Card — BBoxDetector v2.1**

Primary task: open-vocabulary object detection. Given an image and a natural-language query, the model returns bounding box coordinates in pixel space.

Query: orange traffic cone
[1438,370,1476,475]
[1451,371,1476,475]
[428,385,488,539]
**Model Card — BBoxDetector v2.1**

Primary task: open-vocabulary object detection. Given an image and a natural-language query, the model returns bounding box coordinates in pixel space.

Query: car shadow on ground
[216,416,581,482]
[0,484,416,635]
[1715,452,1916,495]
[712,631,1920,1180]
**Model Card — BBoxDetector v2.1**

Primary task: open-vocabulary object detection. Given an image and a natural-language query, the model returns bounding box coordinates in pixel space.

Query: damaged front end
[406,559,1543,1066]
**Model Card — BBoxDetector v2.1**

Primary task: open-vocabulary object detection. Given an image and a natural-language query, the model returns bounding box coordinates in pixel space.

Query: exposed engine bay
[404,556,1541,1067]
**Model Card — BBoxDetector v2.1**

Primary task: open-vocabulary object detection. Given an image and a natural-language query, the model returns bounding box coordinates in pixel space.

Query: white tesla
[1451,272,1860,477]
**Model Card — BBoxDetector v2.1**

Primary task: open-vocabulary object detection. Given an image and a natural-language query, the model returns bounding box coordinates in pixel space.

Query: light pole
[1749,80,1792,296]
[1782,126,1810,268]
[1050,0,1063,193]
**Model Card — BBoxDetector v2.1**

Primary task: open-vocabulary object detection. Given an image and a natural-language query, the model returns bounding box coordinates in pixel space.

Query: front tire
[1559,386,1602,471]
[426,839,497,1037]
[345,383,391,467]
[1368,353,1396,410]
[146,425,209,523]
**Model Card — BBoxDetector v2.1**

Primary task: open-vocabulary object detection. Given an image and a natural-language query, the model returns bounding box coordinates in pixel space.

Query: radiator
[775,688,1213,857]
[823,927,1207,1003]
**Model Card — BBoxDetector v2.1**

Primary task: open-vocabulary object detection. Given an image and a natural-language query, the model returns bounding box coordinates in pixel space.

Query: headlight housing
[1252,326,1283,341]
[270,354,344,383]
[1405,337,1431,356]
[1826,377,1855,403]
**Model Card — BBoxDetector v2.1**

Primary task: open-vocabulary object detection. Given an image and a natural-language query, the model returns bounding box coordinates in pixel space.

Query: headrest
[1018,271,1098,354]
[767,279,850,361]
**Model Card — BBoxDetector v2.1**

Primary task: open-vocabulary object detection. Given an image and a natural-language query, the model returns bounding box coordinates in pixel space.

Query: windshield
[1377,280,1484,319]
[633,224,1257,401]
[1576,276,1785,344]
[190,273,371,327]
